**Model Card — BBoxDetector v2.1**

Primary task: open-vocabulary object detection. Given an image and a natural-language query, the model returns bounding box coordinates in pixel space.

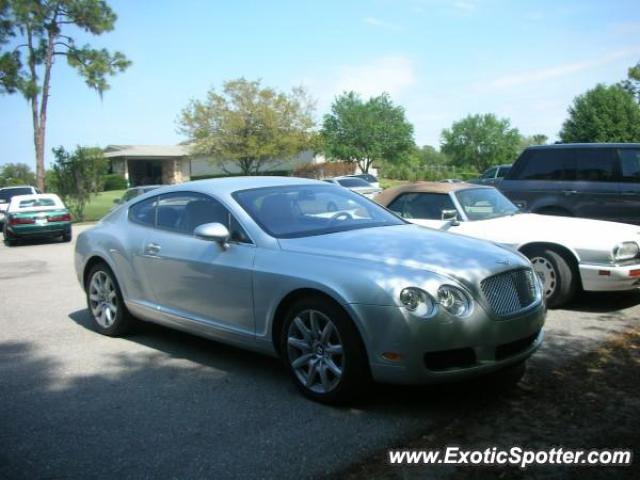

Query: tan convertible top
[376,181,491,206]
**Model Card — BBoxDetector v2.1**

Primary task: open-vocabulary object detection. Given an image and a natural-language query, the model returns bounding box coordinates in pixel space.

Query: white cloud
[452,1,477,13]
[484,47,640,90]
[363,16,402,31]
[303,56,417,111]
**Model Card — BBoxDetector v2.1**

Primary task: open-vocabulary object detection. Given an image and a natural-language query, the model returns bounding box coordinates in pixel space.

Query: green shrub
[103,174,128,191]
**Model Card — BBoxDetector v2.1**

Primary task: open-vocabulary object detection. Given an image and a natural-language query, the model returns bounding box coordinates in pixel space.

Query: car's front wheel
[281,297,369,404]
[86,263,136,336]
[525,247,578,308]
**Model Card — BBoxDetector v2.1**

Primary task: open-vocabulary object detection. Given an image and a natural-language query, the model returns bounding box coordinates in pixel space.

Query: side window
[388,193,456,220]
[129,197,157,226]
[157,192,251,243]
[575,149,617,182]
[619,149,640,183]
[497,167,511,177]
[513,149,576,181]
[482,168,497,179]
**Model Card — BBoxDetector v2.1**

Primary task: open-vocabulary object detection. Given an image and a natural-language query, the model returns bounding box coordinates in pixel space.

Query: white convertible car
[377,182,640,307]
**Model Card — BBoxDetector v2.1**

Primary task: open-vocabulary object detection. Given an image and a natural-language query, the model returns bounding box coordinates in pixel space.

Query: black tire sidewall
[279,297,369,405]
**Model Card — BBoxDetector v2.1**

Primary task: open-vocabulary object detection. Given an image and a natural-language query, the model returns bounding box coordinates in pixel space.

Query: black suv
[499,143,640,225]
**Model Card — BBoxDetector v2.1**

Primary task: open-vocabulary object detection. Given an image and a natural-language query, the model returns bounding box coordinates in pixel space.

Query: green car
[3,193,72,246]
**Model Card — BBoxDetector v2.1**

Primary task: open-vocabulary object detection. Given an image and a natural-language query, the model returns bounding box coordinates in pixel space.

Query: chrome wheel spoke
[287,308,345,394]
[288,336,310,352]
[291,353,313,369]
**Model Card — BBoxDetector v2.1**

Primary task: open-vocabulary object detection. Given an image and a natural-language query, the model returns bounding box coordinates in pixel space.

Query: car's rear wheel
[525,247,577,308]
[86,263,136,336]
[280,297,369,404]
[62,229,72,242]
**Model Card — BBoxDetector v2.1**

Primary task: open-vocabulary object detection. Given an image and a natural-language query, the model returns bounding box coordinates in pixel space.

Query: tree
[0,0,131,191]
[559,84,640,143]
[49,145,106,221]
[620,61,640,102]
[441,114,521,172]
[0,162,36,186]
[178,78,316,175]
[519,133,548,151]
[322,91,414,173]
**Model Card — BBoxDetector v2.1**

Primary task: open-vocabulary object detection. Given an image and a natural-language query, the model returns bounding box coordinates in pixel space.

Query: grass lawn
[82,190,124,222]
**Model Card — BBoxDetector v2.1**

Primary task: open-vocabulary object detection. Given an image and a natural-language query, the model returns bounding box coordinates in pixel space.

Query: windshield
[0,187,32,201]
[455,188,519,220]
[233,184,404,238]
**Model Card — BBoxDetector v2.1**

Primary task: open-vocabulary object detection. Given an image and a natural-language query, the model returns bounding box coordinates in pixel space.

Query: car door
[140,191,256,334]
[570,148,623,222]
[617,147,640,225]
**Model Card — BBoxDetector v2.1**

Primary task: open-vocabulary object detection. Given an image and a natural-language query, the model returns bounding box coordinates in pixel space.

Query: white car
[324,176,382,199]
[0,185,40,226]
[377,182,640,307]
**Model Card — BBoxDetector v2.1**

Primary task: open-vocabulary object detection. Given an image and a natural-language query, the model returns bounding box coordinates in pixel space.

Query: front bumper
[579,263,640,292]
[349,300,545,385]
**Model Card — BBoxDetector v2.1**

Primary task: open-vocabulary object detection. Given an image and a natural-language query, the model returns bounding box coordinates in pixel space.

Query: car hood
[278,224,530,288]
[460,213,640,250]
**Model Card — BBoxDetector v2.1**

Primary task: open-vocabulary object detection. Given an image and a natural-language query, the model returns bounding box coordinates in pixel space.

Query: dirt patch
[336,326,640,480]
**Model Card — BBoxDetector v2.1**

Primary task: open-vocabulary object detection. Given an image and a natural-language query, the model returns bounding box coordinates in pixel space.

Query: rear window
[388,193,456,220]
[18,198,55,208]
[511,149,576,181]
[619,149,640,183]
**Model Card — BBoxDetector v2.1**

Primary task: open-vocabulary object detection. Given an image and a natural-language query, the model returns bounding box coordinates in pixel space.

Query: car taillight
[48,213,71,222]
[10,217,36,225]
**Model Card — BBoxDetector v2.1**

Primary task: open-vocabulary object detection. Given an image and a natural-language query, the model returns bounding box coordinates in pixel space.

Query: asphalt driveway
[1,225,638,479]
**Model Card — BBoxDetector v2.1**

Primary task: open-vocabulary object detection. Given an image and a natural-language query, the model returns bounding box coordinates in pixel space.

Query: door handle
[561,190,577,196]
[144,242,161,255]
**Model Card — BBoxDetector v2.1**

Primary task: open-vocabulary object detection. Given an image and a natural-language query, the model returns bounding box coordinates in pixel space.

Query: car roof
[376,181,493,205]
[135,176,323,199]
[0,185,35,190]
[525,143,640,150]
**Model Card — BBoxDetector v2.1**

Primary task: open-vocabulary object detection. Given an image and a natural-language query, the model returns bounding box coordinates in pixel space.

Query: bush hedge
[103,174,128,191]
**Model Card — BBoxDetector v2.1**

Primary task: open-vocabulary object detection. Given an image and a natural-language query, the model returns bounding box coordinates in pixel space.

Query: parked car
[470,164,511,185]
[345,173,380,188]
[75,177,545,403]
[324,176,382,198]
[0,185,40,227]
[112,185,162,208]
[377,182,640,307]
[3,193,72,246]
[499,143,640,224]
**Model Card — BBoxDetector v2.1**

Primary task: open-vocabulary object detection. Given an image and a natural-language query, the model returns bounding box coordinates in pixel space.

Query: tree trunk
[34,125,45,191]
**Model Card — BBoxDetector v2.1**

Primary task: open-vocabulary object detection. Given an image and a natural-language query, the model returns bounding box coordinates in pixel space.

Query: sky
[1,0,639,168]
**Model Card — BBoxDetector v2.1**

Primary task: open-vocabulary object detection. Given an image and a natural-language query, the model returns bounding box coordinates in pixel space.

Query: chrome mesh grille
[481,268,537,317]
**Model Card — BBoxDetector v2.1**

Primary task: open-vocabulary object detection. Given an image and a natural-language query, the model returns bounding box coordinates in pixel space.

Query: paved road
[1,225,638,479]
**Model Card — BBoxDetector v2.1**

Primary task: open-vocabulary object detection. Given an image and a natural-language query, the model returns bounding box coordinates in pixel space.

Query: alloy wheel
[530,256,557,299]
[89,271,118,328]
[287,309,344,394]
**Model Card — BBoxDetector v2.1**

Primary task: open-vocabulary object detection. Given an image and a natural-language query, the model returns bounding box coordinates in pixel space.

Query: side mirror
[194,222,230,249]
[441,209,460,225]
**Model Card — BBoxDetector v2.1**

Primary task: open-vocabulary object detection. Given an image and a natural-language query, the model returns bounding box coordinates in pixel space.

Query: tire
[525,246,578,308]
[280,297,370,404]
[86,262,136,336]
[62,229,72,242]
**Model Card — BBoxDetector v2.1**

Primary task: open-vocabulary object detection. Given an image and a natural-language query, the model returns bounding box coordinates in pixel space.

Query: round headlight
[613,242,639,262]
[437,285,472,317]
[400,287,435,317]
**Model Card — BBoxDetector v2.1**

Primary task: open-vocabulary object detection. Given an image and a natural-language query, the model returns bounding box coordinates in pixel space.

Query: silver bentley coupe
[75,177,546,403]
